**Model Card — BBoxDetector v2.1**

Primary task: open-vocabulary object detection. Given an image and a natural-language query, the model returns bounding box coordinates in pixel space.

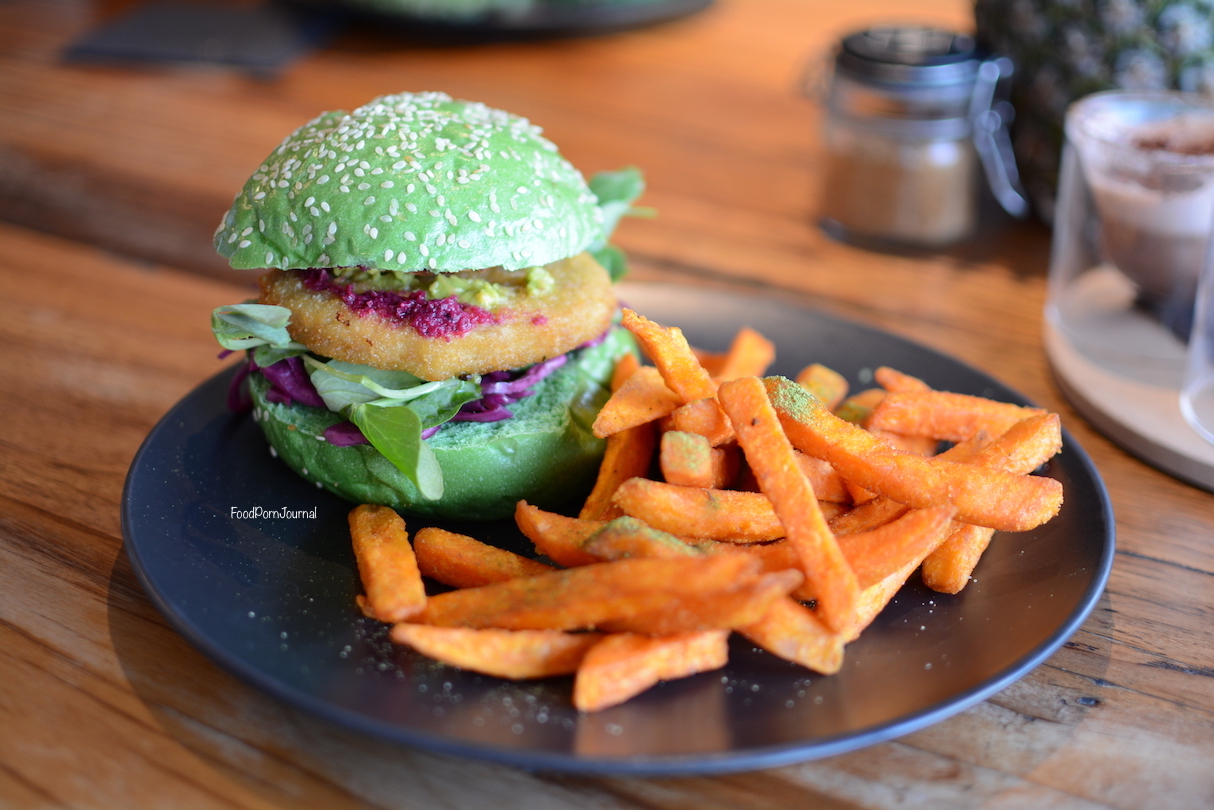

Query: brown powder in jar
[819,124,977,245]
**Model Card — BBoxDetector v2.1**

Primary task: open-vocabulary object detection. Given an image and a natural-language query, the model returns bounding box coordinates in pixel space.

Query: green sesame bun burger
[211,91,645,519]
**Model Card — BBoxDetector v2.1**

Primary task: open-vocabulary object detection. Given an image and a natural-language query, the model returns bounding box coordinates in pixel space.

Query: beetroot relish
[298,268,499,338]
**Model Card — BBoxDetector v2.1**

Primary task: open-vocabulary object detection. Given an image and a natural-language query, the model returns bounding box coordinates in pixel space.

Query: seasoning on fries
[348,310,1066,711]
[659,430,737,489]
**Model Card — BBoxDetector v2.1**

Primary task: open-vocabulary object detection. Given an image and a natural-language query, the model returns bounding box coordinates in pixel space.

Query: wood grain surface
[1,0,1212,807]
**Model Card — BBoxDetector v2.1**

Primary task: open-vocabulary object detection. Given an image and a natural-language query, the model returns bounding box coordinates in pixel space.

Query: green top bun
[215,91,604,274]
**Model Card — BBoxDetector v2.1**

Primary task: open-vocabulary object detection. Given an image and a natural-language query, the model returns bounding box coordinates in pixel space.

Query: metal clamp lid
[969,57,1029,218]
[837,26,979,87]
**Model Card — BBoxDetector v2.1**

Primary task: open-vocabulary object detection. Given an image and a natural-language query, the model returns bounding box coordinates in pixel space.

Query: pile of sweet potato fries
[348,309,1064,712]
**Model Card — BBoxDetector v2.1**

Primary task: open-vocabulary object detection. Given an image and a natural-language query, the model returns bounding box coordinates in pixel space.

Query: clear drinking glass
[1182,249,1214,443]
[1046,91,1214,387]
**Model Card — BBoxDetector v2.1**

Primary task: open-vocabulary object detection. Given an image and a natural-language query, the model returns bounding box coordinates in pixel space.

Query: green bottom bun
[249,326,636,520]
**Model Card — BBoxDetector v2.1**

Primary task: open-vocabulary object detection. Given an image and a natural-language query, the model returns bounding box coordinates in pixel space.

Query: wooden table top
[2,0,1212,807]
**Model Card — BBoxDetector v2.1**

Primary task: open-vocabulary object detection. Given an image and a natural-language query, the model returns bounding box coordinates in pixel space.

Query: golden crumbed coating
[259,252,616,381]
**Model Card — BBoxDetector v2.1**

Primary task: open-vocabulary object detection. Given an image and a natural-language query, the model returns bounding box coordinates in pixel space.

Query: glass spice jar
[815,25,1027,248]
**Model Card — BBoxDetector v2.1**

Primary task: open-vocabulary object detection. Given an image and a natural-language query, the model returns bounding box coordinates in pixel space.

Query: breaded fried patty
[259,251,616,381]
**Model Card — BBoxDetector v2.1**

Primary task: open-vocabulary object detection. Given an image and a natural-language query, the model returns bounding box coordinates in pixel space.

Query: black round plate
[121,282,1114,775]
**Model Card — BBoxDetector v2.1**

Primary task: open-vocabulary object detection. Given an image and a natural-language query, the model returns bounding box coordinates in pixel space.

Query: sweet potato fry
[867,390,1048,443]
[693,346,727,378]
[575,522,810,631]
[669,397,734,445]
[964,412,1063,474]
[795,363,848,411]
[612,477,785,542]
[738,597,844,674]
[391,625,602,680]
[620,304,737,452]
[413,527,556,588]
[845,553,924,642]
[868,367,940,456]
[581,516,704,561]
[714,326,776,381]
[515,501,604,568]
[604,565,801,636]
[842,514,987,641]
[706,538,817,604]
[833,387,886,425]
[592,366,682,438]
[713,444,743,489]
[869,429,939,457]
[843,426,940,506]
[415,554,799,635]
[609,569,803,635]
[939,431,995,463]
[610,351,641,391]
[734,452,850,504]
[920,413,1064,593]
[830,414,1063,596]
[573,631,729,712]
[837,506,955,589]
[348,504,426,623]
[828,498,911,536]
[764,376,1063,532]
[840,493,999,639]
[718,376,860,634]
[792,451,851,503]
[621,308,717,403]
[709,540,808,600]
[765,513,958,642]
[581,420,658,521]
[874,366,932,393]
[660,430,738,489]
[920,523,996,594]
[725,504,953,600]
[842,482,877,507]
[660,429,713,487]
[829,431,994,534]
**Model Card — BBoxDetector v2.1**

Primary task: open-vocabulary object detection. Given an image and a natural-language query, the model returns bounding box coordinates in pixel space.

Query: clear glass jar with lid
[817,26,1027,247]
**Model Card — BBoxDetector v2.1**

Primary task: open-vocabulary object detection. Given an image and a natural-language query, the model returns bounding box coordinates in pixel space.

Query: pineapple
[974,0,1214,219]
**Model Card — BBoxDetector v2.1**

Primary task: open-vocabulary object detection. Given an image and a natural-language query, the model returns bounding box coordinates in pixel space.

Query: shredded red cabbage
[309,354,572,443]
[258,356,327,408]
[452,354,568,424]
[325,421,369,446]
[226,355,326,412]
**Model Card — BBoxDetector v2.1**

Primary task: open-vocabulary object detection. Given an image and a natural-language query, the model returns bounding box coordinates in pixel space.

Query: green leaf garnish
[303,356,482,498]
[590,243,630,283]
[212,304,305,351]
[588,167,652,282]
[350,403,444,500]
